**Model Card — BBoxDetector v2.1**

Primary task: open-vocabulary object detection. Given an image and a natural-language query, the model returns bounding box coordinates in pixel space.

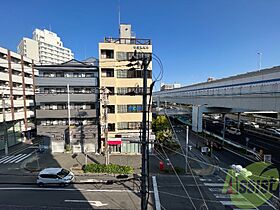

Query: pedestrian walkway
[0,152,34,165]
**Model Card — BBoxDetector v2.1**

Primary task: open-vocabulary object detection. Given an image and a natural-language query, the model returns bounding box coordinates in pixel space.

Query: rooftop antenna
[118,0,121,28]
[49,24,52,32]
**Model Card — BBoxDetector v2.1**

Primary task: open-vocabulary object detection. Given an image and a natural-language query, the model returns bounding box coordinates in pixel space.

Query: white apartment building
[17,29,74,64]
[0,46,38,150]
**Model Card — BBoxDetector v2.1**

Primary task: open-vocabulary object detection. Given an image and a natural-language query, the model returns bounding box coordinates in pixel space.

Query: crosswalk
[199,177,258,210]
[0,153,33,164]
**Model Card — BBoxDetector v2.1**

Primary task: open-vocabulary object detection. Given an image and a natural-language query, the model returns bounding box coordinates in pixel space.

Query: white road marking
[0,155,15,163]
[220,200,252,206]
[208,188,222,192]
[213,194,243,199]
[9,154,28,163]
[14,153,32,163]
[204,183,227,187]
[3,154,23,164]
[199,178,212,182]
[65,200,108,207]
[152,176,161,210]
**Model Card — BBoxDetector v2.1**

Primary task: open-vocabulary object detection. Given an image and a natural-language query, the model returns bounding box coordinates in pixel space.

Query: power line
[159,143,198,210]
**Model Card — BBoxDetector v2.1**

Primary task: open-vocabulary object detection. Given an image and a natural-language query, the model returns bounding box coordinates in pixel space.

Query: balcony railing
[104,37,151,45]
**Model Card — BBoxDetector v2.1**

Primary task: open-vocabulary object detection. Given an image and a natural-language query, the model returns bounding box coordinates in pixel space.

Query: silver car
[37,168,74,187]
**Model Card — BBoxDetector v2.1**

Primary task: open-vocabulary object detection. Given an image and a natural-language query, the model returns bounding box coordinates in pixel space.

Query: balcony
[35,77,98,87]
[35,93,97,103]
[104,37,151,45]
[36,109,97,119]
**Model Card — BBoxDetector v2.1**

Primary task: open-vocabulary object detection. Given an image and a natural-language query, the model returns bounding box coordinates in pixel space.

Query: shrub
[82,163,134,174]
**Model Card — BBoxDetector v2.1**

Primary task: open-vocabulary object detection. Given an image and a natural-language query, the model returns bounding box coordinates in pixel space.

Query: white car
[226,127,241,135]
[37,168,75,187]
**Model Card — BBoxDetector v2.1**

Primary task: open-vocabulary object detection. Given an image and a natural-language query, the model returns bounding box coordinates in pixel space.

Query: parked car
[266,128,280,136]
[244,121,259,129]
[37,168,75,187]
[226,127,241,135]
[250,122,259,129]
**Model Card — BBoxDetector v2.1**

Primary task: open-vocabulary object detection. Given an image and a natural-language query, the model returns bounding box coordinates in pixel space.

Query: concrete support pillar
[237,112,241,129]
[192,105,203,133]
[156,96,160,108]
[277,113,280,126]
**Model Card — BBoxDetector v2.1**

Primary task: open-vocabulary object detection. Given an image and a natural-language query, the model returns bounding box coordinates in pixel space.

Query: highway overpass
[154,66,280,132]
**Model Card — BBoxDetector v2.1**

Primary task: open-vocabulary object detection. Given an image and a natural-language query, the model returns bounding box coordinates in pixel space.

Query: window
[116,69,152,78]
[43,72,51,77]
[117,122,141,130]
[116,52,127,61]
[108,123,115,132]
[117,105,142,113]
[56,72,64,77]
[106,87,114,95]
[73,73,79,77]
[101,68,114,77]
[117,87,144,95]
[101,49,114,59]
[85,73,94,78]
[107,105,115,113]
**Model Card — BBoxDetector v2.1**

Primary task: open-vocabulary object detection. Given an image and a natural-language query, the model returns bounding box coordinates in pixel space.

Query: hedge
[82,163,134,174]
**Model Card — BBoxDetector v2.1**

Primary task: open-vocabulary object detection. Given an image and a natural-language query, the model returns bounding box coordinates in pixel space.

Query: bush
[82,163,134,174]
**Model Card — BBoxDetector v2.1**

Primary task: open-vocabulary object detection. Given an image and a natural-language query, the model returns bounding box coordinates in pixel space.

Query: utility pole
[67,84,72,145]
[185,126,189,174]
[101,87,110,165]
[2,92,8,155]
[141,56,151,210]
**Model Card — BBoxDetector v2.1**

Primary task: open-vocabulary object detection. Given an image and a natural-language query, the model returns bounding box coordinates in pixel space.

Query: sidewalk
[0,137,40,157]
[23,151,141,175]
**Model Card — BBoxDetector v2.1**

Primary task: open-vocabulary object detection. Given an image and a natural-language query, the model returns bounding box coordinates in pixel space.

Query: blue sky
[1,0,280,90]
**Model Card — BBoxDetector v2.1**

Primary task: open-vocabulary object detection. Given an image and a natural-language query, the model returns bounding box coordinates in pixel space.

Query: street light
[185,126,189,174]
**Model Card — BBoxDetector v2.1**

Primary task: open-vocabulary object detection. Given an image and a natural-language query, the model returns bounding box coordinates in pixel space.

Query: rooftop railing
[104,37,151,45]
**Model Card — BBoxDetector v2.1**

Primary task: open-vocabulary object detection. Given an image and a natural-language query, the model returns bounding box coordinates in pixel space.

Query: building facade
[98,24,153,154]
[35,59,99,153]
[0,46,38,150]
[17,29,74,64]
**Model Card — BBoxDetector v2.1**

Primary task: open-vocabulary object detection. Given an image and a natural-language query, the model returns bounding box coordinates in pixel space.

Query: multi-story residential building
[98,24,153,154]
[35,59,99,153]
[0,46,38,150]
[17,29,74,64]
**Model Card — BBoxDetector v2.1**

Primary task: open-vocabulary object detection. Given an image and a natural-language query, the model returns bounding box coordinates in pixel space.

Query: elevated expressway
[154,66,280,132]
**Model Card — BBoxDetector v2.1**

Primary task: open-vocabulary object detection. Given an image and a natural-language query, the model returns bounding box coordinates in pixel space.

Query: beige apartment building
[98,24,153,153]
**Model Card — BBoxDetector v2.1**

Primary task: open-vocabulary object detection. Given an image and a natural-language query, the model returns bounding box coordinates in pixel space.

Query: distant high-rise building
[17,29,74,64]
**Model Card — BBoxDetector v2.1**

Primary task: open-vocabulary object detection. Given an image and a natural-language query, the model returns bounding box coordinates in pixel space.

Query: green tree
[152,115,170,133]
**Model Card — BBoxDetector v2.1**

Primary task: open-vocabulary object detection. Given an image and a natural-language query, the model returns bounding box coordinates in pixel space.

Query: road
[204,118,280,165]
[0,174,153,209]
[156,117,278,210]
